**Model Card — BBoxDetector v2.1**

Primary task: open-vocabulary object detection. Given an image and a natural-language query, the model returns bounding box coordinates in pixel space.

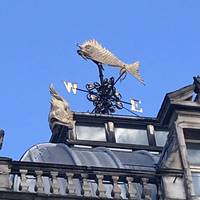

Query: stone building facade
[0,77,200,200]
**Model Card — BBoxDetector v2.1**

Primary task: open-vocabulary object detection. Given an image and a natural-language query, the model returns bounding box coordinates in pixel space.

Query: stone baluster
[142,178,152,200]
[81,173,91,197]
[19,169,28,192]
[0,160,11,191]
[111,175,121,199]
[34,170,44,193]
[66,172,76,195]
[126,177,137,199]
[96,175,106,198]
[50,171,60,194]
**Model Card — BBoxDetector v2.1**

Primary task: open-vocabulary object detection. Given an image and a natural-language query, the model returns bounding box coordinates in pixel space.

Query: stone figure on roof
[48,84,73,130]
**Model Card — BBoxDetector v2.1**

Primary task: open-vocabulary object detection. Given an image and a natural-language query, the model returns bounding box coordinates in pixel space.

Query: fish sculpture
[77,39,144,84]
[48,84,74,130]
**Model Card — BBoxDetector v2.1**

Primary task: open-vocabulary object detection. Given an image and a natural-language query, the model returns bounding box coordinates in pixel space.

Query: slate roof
[21,143,158,170]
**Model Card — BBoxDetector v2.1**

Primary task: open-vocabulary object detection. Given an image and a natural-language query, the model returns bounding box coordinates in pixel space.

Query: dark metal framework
[74,62,139,115]
[86,63,124,114]
[50,112,169,153]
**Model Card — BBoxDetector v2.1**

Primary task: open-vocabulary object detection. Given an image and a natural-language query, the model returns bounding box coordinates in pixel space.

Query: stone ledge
[0,191,113,200]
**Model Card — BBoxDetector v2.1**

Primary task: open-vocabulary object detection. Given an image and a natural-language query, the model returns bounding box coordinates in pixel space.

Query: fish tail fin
[126,61,145,85]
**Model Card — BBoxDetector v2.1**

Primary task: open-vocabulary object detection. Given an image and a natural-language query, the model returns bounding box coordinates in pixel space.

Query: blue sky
[0,0,199,160]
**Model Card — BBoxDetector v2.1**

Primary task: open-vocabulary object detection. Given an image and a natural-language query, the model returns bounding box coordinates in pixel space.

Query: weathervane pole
[96,62,104,85]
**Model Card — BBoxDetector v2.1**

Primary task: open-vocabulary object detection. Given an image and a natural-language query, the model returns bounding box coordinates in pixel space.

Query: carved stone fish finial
[77,39,144,84]
[48,84,74,130]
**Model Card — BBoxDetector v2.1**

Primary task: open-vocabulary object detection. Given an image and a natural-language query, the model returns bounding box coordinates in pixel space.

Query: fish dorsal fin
[82,39,103,49]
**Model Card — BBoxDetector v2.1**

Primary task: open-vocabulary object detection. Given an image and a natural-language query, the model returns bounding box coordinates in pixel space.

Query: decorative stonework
[193,76,200,103]
[48,84,74,130]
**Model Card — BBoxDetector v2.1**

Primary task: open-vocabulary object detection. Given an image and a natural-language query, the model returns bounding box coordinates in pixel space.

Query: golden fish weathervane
[77,39,144,84]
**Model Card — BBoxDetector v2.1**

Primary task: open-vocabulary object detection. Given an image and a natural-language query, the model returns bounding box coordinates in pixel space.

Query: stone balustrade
[0,159,183,200]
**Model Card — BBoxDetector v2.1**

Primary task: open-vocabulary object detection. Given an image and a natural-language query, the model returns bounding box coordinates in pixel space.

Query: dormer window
[154,130,169,147]
[69,114,169,153]
[76,125,106,141]
[115,127,148,145]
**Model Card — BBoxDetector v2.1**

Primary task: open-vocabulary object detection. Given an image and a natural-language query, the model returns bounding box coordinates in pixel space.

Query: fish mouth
[77,49,87,60]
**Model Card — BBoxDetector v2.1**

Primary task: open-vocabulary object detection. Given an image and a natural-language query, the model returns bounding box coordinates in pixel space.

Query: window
[73,115,167,152]
[183,128,200,196]
[186,143,200,196]
[186,137,200,196]
[155,131,168,147]
[192,172,200,196]
[115,127,148,145]
[186,143,200,165]
[76,125,106,141]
